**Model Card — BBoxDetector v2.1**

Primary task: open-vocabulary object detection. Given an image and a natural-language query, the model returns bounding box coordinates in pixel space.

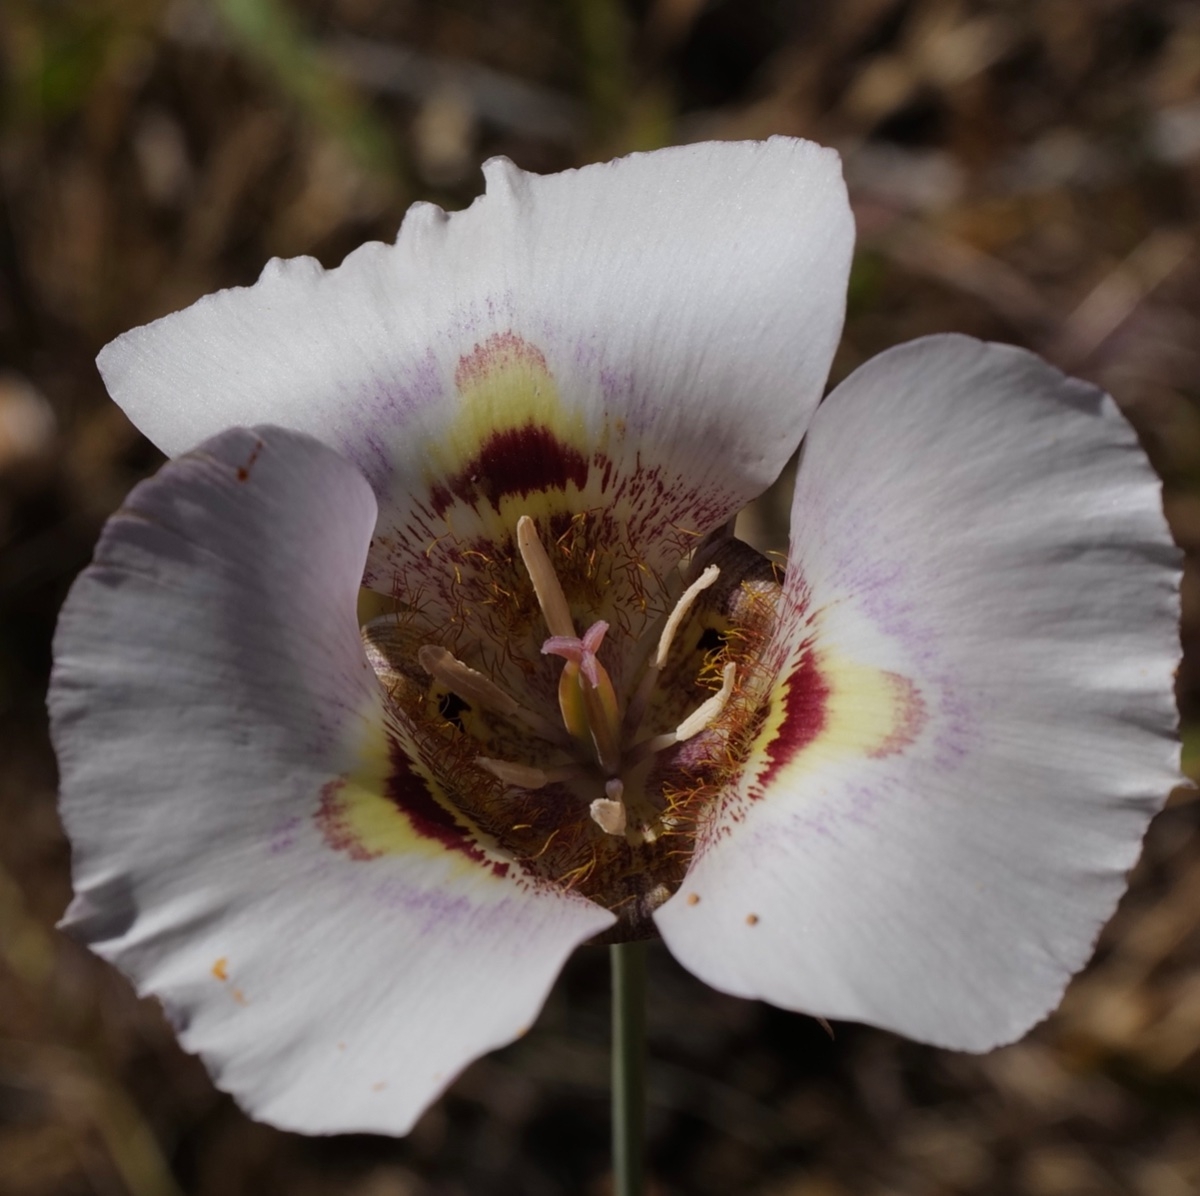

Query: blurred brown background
[2,1,1199,1193]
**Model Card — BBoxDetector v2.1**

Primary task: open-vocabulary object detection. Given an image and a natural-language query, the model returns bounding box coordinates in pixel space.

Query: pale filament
[672,659,738,741]
[655,565,721,670]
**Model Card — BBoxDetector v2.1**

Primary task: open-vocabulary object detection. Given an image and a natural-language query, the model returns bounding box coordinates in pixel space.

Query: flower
[50,138,1180,1136]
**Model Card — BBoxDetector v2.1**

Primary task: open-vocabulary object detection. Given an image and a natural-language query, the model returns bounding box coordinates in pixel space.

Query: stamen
[542,619,623,775]
[633,661,738,758]
[655,565,720,669]
[517,515,575,639]
[590,778,627,836]
[590,798,627,835]
[674,660,737,740]
[625,564,720,737]
[418,645,564,742]
[477,757,585,790]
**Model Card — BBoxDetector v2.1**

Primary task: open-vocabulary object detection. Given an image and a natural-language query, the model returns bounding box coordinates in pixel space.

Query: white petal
[96,139,852,595]
[655,335,1180,1050]
[51,426,613,1134]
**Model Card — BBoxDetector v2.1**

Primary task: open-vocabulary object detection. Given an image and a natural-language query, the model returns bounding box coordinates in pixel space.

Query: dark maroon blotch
[755,641,830,791]
[431,425,590,515]
[385,741,509,878]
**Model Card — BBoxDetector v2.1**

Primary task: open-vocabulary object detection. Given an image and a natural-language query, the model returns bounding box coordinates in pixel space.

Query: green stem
[610,940,647,1196]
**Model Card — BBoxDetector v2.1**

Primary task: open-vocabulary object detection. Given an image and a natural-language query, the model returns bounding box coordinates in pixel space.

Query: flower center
[364,510,783,935]
[419,516,737,846]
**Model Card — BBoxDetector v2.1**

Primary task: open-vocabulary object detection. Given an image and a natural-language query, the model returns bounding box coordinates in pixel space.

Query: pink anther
[542,620,610,687]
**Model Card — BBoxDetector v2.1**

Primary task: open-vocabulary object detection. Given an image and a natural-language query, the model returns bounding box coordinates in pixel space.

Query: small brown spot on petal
[372,1081,387,1092]
[232,987,248,1005]
[686,892,700,906]
[745,913,759,926]
[337,1042,347,1051]
[235,439,263,482]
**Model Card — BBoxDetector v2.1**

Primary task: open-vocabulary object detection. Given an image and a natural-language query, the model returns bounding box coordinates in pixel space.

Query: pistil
[413,515,746,848]
[543,620,624,775]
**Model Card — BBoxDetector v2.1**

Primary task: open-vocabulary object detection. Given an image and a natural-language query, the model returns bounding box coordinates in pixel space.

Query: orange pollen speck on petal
[211,957,229,981]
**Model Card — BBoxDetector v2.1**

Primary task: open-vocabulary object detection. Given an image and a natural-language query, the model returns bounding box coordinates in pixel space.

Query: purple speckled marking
[590,360,661,430]
[569,336,602,373]
[368,877,478,925]
[345,349,449,490]
[365,876,572,942]
[764,773,905,845]
[268,815,302,855]
[840,778,895,828]
[358,429,395,483]
[599,365,632,403]
[266,827,550,940]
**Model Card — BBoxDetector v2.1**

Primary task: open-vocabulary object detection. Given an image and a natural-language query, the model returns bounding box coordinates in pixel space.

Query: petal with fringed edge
[96,139,853,642]
[655,335,1180,1051]
[51,425,613,1135]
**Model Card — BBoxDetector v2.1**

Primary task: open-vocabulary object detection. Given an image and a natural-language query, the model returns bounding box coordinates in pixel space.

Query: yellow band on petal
[317,715,513,880]
[426,332,593,522]
[749,629,927,794]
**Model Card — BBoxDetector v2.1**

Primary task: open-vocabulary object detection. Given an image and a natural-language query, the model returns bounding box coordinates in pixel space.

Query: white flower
[50,138,1180,1135]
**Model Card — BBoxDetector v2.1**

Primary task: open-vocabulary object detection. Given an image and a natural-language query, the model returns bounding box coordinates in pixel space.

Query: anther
[590,778,628,836]
[589,797,627,835]
[674,660,737,741]
[625,564,720,737]
[655,565,720,670]
[517,516,576,639]
[632,660,738,759]
[477,758,585,790]
[418,645,564,742]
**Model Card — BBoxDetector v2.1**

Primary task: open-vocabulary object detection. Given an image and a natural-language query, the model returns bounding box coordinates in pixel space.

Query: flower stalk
[611,940,647,1196]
